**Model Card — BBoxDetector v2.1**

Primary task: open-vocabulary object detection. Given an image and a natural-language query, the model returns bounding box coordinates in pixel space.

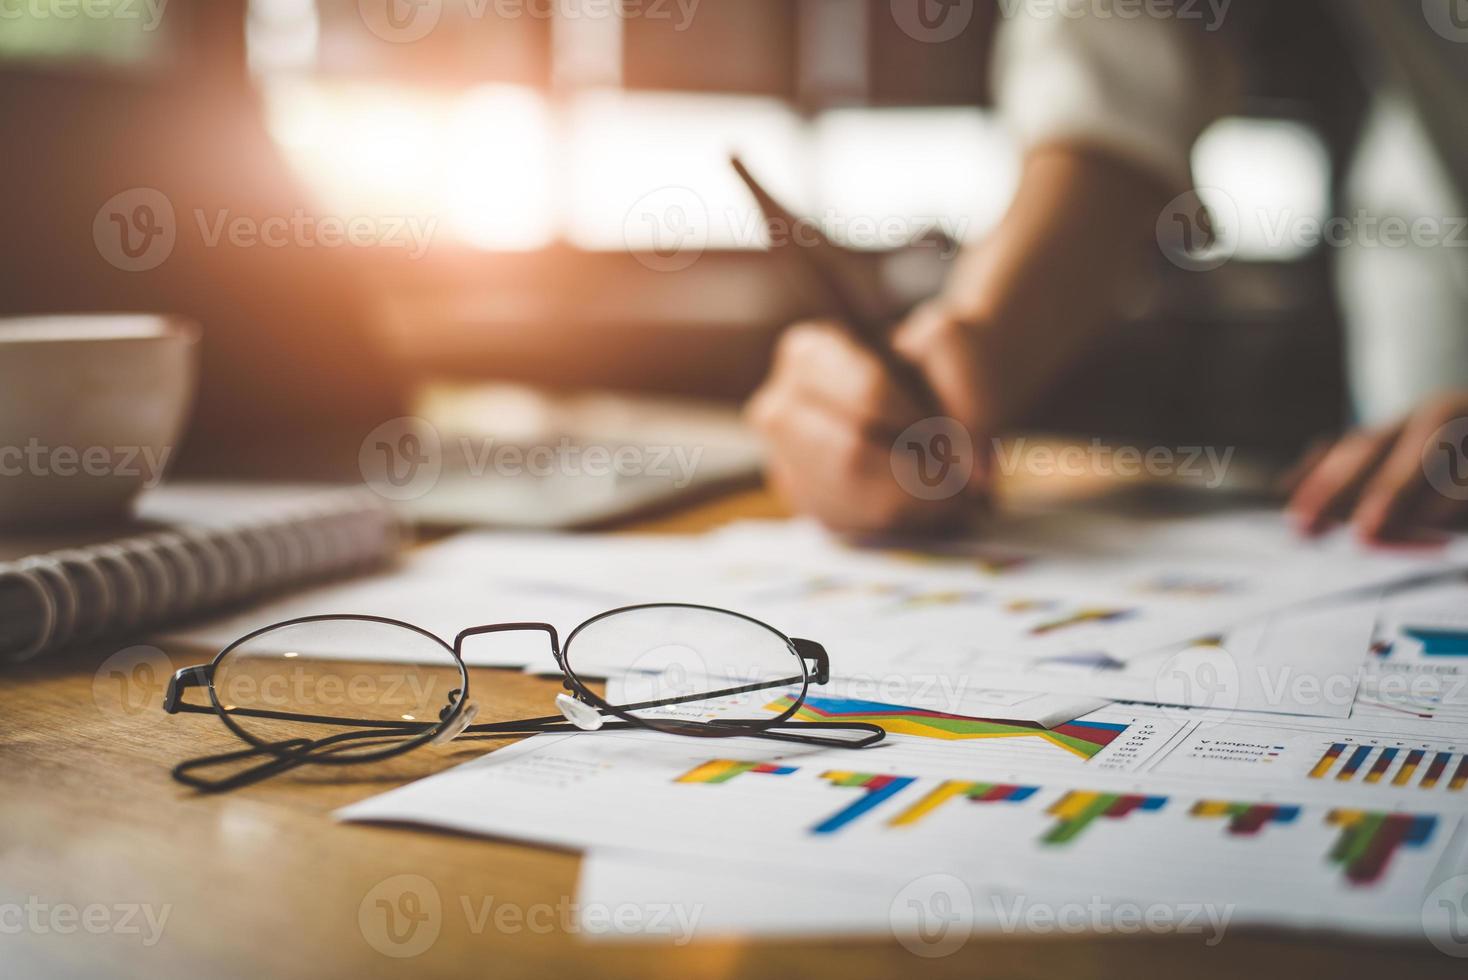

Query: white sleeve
[992,8,1228,192]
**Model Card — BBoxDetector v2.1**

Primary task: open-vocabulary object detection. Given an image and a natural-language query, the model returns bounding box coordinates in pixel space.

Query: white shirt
[992,2,1468,424]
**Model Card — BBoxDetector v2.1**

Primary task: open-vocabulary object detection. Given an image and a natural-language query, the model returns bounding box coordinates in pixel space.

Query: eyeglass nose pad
[556,693,605,731]
[431,701,479,745]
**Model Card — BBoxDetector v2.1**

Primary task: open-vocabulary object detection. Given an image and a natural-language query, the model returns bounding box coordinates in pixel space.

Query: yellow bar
[1049,791,1098,821]
[1191,800,1230,817]
[890,781,971,827]
[676,760,735,784]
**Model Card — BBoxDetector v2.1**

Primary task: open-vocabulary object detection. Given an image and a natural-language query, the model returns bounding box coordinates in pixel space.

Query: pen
[730,155,943,415]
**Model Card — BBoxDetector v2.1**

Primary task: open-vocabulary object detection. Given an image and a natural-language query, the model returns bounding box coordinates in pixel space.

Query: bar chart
[1307,742,1468,791]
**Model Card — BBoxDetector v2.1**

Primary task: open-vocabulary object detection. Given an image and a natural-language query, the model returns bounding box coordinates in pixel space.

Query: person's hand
[1288,393,1468,541]
[743,302,995,533]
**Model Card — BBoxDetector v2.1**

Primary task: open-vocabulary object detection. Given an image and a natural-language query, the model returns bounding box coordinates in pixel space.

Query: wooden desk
[0,489,1457,980]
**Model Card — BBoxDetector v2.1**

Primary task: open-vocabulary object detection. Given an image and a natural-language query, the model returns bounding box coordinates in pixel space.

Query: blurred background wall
[0,0,1364,465]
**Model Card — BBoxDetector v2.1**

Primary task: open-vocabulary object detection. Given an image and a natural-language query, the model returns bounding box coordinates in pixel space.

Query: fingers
[746,320,972,533]
[746,382,963,533]
[1287,426,1398,536]
[891,301,995,436]
[1355,399,1468,541]
[1286,394,1468,542]
[768,321,924,436]
[891,302,996,495]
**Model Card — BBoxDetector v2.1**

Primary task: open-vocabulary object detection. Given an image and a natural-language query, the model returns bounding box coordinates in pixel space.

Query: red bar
[1350,815,1412,885]
[1231,805,1276,836]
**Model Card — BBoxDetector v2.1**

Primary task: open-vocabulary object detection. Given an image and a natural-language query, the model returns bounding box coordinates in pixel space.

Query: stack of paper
[169,505,1468,947]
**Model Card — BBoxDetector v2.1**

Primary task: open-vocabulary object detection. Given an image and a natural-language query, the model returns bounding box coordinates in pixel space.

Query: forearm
[939,145,1172,428]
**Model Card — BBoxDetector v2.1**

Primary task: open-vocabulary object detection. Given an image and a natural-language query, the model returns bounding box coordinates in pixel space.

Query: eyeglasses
[163,603,885,792]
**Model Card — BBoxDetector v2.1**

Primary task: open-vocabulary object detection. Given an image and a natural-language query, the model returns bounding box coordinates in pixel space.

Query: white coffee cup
[0,315,197,527]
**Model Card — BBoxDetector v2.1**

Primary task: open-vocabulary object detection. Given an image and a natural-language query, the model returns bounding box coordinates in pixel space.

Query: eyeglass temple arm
[791,638,831,684]
[164,665,215,715]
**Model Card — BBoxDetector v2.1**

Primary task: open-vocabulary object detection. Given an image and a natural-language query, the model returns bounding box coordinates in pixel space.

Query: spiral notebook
[0,484,404,663]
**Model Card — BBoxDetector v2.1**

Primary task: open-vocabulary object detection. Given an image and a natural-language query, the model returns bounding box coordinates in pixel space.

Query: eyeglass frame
[163,603,885,790]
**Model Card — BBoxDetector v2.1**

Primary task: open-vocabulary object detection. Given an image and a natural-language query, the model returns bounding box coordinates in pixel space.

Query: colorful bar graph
[1393,750,1427,787]
[676,760,798,785]
[1042,791,1166,845]
[1190,800,1301,836]
[1421,752,1453,789]
[1337,745,1373,781]
[1404,627,1468,657]
[1364,748,1398,784]
[771,695,1128,760]
[814,772,917,835]
[1309,743,1346,779]
[889,782,1037,828]
[1326,810,1438,885]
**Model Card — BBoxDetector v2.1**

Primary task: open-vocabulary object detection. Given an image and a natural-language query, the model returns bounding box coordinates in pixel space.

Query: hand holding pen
[733,157,995,533]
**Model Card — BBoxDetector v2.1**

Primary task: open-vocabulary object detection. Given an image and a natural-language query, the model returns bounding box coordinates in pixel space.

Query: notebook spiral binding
[0,489,403,664]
